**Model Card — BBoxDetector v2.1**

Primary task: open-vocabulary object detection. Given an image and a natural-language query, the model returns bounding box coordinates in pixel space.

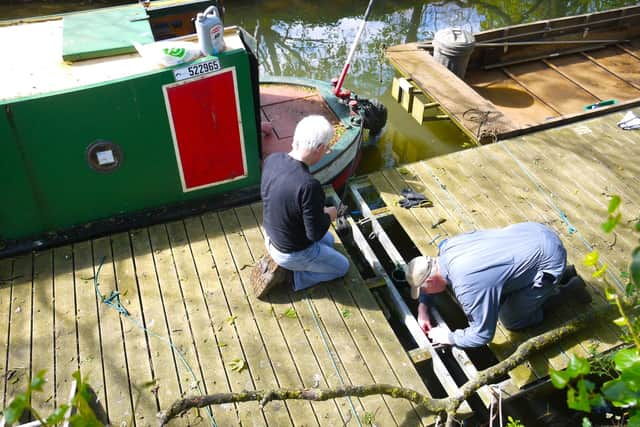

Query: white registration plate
[173,59,221,81]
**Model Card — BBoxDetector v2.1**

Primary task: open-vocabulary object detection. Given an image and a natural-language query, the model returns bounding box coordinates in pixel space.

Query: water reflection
[2,0,635,172]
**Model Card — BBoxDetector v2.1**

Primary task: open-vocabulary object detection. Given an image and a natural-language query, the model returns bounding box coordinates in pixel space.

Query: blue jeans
[266,232,350,291]
[499,275,559,330]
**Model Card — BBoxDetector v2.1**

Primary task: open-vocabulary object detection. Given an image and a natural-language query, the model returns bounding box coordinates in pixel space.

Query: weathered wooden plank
[182,216,247,426]
[129,228,183,418]
[91,237,134,425]
[110,232,158,426]
[148,223,204,426]
[0,258,13,407]
[586,47,640,88]
[30,250,55,417]
[235,205,347,425]
[5,254,32,416]
[73,240,107,417]
[52,246,78,409]
[202,211,289,426]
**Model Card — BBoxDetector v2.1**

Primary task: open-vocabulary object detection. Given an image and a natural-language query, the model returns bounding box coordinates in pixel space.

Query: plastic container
[432,27,475,79]
[195,6,225,56]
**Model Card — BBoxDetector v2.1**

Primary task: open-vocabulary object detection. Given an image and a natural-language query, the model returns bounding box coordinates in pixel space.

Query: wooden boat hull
[0,18,363,256]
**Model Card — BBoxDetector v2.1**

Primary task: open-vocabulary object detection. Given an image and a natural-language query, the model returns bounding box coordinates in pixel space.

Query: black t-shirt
[261,152,330,252]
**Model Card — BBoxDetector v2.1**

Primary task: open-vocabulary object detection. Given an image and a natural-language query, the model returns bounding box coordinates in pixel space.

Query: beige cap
[406,256,434,299]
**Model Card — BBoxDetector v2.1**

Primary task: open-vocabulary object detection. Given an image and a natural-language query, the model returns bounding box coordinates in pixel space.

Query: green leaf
[283,307,297,319]
[341,308,352,318]
[635,221,640,232]
[229,358,246,373]
[628,410,640,427]
[607,195,621,214]
[613,316,627,327]
[4,393,28,424]
[30,370,46,392]
[630,249,640,288]
[582,417,593,427]
[566,355,590,378]
[614,348,640,371]
[589,393,606,411]
[602,377,639,407]
[46,404,70,424]
[601,214,621,233]
[568,381,592,412]
[592,264,608,279]
[217,341,227,348]
[226,315,238,325]
[583,251,600,268]
[620,363,640,391]
[605,287,619,301]
[550,368,570,389]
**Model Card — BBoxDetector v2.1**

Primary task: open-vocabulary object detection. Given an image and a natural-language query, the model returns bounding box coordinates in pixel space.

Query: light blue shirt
[436,222,566,348]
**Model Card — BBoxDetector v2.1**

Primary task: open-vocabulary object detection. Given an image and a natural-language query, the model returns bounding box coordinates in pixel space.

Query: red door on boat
[164,68,247,192]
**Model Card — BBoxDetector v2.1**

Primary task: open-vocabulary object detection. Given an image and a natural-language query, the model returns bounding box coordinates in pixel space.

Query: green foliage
[506,415,525,427]
[2,370,104,427]
[552,196,640,424]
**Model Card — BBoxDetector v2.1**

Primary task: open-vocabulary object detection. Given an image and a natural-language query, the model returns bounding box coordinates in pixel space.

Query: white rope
[488,383,503,427]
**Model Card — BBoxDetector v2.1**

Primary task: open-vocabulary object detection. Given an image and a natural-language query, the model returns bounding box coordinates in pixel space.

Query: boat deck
[386,6,640,144]
[0,203,435,426]
[357,110,636,390]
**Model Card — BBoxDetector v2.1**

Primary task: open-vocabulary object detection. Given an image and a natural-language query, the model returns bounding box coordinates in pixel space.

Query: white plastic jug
[195,6,225,56]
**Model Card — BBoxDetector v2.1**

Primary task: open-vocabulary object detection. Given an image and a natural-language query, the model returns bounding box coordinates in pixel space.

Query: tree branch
[159,301,627,426]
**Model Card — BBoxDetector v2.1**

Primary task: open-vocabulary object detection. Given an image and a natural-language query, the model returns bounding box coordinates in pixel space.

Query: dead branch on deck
[159,302,624,426]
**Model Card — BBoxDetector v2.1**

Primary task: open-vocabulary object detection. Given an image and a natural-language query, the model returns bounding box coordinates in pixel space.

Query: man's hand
[427,326,452,346]
[324,206,338,221]
[417,302,432,333]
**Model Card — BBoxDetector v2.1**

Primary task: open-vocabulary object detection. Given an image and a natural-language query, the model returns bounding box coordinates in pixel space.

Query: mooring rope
[92,256,217,427]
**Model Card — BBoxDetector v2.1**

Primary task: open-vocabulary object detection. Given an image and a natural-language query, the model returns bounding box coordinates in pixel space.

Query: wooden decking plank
[220,208,319,425]
[325,269,426,426]
[129,228,184,418]
[182,216,247,426]
[476,142,620,355]
[110,232,158,426]
[507,133,633,276]
[586,47,640,87]
[52,246,78,409]
[203,211,290,426]
[148,223,204,426]
[0,258,13,407]
[235,205,347,425]
[4,254,31,412]
[30,250,55,417]
[73,240,107,416]
[306,283,398,426]
[428,154,565,376]
[91,237,134,425]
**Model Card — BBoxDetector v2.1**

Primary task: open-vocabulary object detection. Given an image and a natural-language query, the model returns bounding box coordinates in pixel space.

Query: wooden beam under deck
[362,111,635,390]
[0,205,437,426]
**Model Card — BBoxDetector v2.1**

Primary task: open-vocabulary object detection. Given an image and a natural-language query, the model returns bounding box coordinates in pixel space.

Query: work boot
[545,275,592,310]
[250,254,292,299]
[559,264,577,285]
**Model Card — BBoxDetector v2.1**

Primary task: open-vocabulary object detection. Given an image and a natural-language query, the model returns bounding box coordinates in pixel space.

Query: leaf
[566,354,590,378]
[283,307,297,319]
[605,287,619,301]
[601,214,620,233]
[550,368,570,389]
[602,377,640,407]
[229,358,246,373]
[628,411,640,427]
[341,308,352,318]
[4,393,28,424]
[583,250,600,268]
[607,195,621,214]
[582,417,593,427]
[45,404,70,424]
[614,348,640,371]
[226,315,238,325]
[592,264,608,279]
[30,369,47,391]
[217,341,227,348]
[568,382,591,413]
[613,316,627,327]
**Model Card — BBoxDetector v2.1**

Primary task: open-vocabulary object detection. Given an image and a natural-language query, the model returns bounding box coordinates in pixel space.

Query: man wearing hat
[406,222,591,348]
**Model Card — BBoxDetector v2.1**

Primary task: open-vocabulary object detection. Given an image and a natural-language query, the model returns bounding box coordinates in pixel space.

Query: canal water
[1,0,635,174]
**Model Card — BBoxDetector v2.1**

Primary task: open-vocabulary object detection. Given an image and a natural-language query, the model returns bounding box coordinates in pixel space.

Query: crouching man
[251,115,350,299]
[406,222,591,348]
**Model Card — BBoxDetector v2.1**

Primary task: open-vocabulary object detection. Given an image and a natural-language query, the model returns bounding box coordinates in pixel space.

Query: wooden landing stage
[358,110,636,391]
[0,205,435,426]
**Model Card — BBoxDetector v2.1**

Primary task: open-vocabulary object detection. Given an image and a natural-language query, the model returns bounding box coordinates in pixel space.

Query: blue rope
[305,295,363,427]
[93,256,217,427]
[499,144,625,291]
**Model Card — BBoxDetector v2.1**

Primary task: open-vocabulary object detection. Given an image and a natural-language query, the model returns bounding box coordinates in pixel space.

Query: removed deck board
[366,110,634,389]
[0,206,435,426]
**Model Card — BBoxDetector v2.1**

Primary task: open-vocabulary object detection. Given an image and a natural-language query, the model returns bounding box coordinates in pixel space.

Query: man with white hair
[251,115,350,299]
[406,222,591,348]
